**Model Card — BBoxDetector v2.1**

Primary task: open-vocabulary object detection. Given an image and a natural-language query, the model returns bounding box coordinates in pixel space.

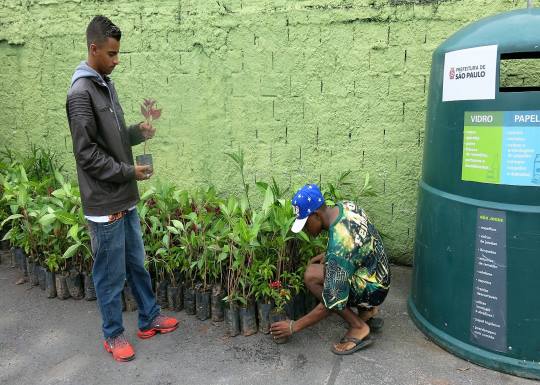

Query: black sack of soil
[55,273,71,300]
[20,250,28,276]
[292,292,306,320]
[45,271,57,298]
[83,272,96,301]
[66,270,84,300]
[269,309,289,344]
[156,280,169,309]
[196,288,211,321]
[184,286,196,315]
[14,248,27,275]
[224,303,240,337]
[167,285,183,311]
[284,301,294,320]
[240,302,257,336]
[12,247,20,269]
[29,262,40,286]
[38,266,46,290]
[9,247,16,267]
[124,285,138,312]
[304,291,318,312]
[26,258,32,278]
[0,249,8,265]
[257,300,273,334]
[211,285,225,322]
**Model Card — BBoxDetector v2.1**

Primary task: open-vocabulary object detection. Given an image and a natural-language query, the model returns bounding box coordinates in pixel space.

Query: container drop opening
[500,52,540,92]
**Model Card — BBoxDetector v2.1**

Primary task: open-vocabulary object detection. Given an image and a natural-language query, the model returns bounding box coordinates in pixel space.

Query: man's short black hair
[86,15,121,49]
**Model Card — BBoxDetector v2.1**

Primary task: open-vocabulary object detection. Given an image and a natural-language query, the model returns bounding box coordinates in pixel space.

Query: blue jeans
[88,209,160,339]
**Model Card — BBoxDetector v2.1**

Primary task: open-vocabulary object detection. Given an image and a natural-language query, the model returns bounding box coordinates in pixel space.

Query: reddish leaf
[140,104,150,119]
[150,108,162,120]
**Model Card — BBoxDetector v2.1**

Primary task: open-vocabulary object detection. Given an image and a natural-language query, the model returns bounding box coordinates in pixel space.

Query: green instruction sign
[462,111,540,186]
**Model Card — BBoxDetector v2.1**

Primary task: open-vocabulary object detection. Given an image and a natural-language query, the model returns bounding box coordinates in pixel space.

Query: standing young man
[66,16,178,362]
[270,184,391,355]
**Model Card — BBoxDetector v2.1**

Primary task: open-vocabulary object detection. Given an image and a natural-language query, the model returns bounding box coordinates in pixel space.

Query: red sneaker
[137,314,179,339]
[103,334,135,362]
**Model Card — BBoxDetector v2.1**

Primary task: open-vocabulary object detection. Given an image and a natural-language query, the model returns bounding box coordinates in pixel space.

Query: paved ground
[0,253,535,385]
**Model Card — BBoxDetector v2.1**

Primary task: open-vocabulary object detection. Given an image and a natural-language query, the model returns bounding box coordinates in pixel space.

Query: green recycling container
[408,8,540,379]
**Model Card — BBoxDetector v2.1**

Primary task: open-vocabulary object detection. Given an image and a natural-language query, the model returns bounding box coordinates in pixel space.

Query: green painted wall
[0,0,536,264]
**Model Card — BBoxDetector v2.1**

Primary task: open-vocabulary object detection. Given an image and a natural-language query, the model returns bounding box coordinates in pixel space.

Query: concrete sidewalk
[0,259,534,385]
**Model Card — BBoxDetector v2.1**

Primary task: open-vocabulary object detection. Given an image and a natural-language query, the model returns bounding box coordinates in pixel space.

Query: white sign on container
[443,45,498,102]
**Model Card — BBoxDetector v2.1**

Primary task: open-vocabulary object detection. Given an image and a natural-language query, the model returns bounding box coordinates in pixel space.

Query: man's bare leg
[304,263,370,352]
[358,306,378,321]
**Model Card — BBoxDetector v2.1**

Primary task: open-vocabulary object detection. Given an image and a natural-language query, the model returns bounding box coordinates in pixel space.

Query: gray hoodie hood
[70,61,106,88]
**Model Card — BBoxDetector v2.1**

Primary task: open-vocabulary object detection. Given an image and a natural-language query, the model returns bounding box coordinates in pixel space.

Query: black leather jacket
[66,74,144,216]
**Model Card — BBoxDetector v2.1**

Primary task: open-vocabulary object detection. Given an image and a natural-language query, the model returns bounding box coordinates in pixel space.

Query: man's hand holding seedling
[139,121,156,140]
[135,164,153,181]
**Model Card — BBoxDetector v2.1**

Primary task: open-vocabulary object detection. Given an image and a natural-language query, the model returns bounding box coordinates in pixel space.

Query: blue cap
[291,184,325,233]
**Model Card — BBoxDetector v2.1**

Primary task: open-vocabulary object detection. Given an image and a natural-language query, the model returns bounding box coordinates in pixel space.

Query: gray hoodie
[71,61,105,87]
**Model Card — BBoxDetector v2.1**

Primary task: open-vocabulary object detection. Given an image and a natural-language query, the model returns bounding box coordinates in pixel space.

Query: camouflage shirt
[322,202,391,311]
